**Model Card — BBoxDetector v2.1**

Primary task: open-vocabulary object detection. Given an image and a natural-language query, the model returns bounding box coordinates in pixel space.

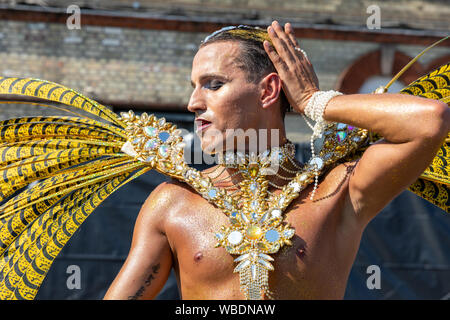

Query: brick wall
[0,3,449,142]
[4,0,449,30]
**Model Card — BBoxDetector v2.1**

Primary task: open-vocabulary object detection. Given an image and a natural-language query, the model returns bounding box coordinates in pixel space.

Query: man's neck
[206,143,304,192]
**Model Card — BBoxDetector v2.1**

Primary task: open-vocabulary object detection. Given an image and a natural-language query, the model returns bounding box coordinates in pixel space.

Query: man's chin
[200,140,224,155]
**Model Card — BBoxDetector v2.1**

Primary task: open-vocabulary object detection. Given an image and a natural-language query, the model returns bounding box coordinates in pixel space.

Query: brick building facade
[0,0,448,141]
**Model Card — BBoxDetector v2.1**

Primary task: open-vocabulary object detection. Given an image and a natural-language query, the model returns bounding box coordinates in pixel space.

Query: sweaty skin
[104,23,449,300]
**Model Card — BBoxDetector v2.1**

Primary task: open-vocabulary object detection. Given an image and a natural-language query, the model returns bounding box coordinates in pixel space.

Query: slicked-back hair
[199,26,290,119]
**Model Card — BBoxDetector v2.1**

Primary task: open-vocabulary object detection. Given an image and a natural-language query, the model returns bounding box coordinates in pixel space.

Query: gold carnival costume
[0,26,448,299]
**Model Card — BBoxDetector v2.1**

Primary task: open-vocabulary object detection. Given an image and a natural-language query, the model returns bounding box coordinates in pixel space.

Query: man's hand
[263,21,319,113]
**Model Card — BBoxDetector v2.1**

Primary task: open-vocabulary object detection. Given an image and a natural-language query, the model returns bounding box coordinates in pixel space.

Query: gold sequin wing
[0,78,154,299]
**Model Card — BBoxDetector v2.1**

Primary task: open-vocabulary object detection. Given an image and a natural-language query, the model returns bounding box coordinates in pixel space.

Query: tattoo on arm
[127,263,161,300]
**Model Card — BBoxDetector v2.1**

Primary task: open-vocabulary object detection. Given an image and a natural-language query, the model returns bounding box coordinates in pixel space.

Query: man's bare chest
[164,169,359,288]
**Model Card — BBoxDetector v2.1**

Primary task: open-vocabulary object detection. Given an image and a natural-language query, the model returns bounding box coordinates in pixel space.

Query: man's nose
[187,88,206,114]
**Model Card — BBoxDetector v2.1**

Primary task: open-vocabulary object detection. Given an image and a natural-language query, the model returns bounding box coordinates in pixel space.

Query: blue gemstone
[208,188,217,199]
[265,229,280,243]
[337,123,347,130]
[158,131,170,142]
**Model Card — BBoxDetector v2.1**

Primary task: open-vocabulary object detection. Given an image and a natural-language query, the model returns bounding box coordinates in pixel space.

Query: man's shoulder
[146,178,198,209]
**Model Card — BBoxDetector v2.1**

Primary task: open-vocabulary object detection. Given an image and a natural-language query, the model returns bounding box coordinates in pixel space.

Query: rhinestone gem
[249,182,259,194]
[158,118,166,126]
[249,165,258,177]
[208,188,218,199]
[215,233,224,240]
[337,123,347,130]
[223,200,232,210]
[257,242,269,251]
[144,126,157,137]
[309,157,324,170]
[240,212,249,223]
[236,152,245,164]
[246,225,263,240]
[158,131,170,142]
[270,209,281,218]
[234,253,250,262]
[268,242,281,253]
[228,231,243,245]
[278,195,286,207]
[299,173,308,181]
[291,182,300,193]
[238,242,251,252]
[257,259,274,270]
[283,228,295,239]
[265,229,280,243]
[336,131,347,142]
[158,145,169,157]
[234,260,250,272]
[250,200,259,210]
[323,153,333,160]
[144,139,158,150]
[132,137,143,144]
[251,264,257,280]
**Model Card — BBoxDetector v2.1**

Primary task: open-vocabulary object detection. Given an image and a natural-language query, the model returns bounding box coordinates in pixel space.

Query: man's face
[188,41,263,154]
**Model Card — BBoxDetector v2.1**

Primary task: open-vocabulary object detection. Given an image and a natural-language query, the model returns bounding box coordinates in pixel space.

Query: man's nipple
[194,251,203,262]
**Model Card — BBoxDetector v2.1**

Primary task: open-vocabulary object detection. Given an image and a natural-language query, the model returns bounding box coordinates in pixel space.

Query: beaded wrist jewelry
[302,90,343,200]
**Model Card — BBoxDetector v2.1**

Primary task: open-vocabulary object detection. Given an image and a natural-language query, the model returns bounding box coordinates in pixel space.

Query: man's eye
[205,80,223,90]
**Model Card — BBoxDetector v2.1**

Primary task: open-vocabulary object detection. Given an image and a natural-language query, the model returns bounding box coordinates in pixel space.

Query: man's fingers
[285,23,299,47]
[268,22,296,62]
[263,40,289,72]
[284,22,310,63]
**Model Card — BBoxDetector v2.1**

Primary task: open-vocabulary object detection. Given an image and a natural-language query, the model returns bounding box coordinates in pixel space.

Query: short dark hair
[199,26,290,119]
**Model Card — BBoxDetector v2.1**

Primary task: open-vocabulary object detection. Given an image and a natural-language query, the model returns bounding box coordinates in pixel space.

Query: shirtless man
[104,21,449,299]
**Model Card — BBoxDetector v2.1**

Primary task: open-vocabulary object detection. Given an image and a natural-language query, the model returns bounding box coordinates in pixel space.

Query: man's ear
[259,73,282,109]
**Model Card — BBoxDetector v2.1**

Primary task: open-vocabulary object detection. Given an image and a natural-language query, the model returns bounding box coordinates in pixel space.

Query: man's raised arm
[324,93,448,223]
[264,21,450,224]
[104,182,174,300]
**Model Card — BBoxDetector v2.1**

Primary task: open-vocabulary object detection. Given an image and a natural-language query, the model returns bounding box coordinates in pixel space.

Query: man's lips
[195,119,212,132]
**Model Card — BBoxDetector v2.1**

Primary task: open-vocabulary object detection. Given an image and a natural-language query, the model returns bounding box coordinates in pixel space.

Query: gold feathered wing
[0,77,154,299]
[0,62,448,300]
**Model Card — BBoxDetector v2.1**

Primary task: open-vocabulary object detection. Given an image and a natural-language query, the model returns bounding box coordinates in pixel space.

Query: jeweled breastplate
[119,110,368,299]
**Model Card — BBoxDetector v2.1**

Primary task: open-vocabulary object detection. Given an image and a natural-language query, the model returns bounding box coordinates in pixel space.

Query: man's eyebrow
[190,73,230,87]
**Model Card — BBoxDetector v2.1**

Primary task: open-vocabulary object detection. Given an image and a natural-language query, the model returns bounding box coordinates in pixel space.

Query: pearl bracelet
[302,90,343,200]
[304,90,342,138]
